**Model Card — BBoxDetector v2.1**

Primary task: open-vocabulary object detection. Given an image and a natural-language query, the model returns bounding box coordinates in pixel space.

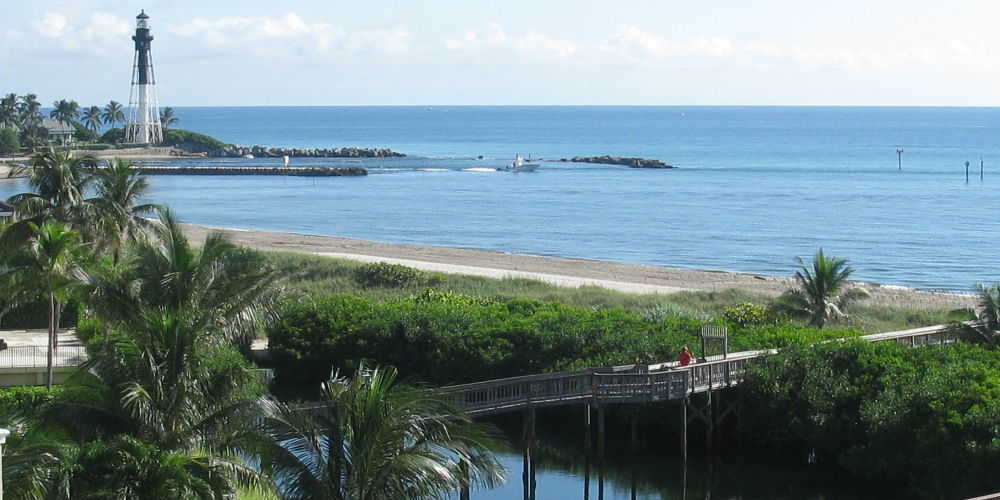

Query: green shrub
[100,127,125,144]
[0,128,20,154]
[71,121,100,143]
[352,262,430,288]
[741,342,1000,497]
[722,302,777,329]
[160,128,227,151]
[0,386,67,420]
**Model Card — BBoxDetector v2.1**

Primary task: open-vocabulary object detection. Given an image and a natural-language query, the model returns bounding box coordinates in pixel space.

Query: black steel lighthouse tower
[126,10,162,144]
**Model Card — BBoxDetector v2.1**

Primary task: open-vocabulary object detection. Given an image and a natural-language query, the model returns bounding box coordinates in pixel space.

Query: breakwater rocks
[561,156,674,169]
[211,144,404,159]
[139,166,367,177]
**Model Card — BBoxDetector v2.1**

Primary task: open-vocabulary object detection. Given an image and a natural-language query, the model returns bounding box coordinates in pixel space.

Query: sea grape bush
[740,341,1000,497]
[722,302,777,329]
[265,293,860,391]
[352,262,434,288]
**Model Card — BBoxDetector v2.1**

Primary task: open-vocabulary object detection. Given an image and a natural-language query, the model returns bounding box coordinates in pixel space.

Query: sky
[3,1,1000,107]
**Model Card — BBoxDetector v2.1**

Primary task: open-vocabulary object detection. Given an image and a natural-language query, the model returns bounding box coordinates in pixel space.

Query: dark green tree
[0,127,20,155]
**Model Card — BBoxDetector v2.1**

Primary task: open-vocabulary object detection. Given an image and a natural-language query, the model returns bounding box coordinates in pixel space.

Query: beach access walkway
[439,323,954,416]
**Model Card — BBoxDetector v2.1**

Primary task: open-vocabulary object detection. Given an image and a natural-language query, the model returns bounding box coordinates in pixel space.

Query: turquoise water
[4,106,1000,291]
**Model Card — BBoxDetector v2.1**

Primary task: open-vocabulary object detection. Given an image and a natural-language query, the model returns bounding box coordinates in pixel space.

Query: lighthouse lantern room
[126,10,162,144]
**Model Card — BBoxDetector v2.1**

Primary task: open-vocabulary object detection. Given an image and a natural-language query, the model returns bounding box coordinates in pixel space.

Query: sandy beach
[179,223,975,311]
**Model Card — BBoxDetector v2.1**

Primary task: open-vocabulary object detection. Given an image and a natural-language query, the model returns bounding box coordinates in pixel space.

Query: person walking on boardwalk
[679,346,693,366]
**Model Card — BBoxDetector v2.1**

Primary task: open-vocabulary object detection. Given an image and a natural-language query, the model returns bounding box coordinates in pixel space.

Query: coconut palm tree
[258,364,506,500]
[0,93,18,130]
[83,208,282,349]
[1,222,87,387]
[774,249,869,328]
[102,101,125,129]
[159,106,178,128]
[40,211,282,496]
[19,94,44,148]
[952,284,1000,348]
[50,99,80,145]
[81,105,103,133]
[4,150,97,244]
[88,158,160,263]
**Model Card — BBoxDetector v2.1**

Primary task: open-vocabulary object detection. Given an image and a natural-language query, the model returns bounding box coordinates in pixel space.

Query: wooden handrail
[440,324,954,415]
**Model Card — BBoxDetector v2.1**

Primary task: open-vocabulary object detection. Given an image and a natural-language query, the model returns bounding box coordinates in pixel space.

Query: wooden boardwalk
[441,324,956,416]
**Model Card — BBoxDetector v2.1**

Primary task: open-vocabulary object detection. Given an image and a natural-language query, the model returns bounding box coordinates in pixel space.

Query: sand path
[180,224,975,310]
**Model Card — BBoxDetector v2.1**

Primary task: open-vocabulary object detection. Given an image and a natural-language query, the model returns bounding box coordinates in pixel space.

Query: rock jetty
[175,142,404,159]
[138,166,367,177]
[561,156,674,169]
[217,145,403,158]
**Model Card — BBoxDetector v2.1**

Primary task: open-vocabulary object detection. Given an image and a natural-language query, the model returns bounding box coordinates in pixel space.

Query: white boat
[499,154,540,172]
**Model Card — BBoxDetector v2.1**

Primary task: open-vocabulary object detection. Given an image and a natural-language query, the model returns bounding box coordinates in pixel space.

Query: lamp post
[0,427,9,500]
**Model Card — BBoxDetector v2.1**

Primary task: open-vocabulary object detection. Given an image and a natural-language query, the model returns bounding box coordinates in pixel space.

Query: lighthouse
[125,10,162,144]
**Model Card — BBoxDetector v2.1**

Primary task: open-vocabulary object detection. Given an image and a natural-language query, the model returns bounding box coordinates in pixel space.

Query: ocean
[3,106,999,292]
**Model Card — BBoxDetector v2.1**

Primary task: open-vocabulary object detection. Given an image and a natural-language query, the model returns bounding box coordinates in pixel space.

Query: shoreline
[179,223,976,311]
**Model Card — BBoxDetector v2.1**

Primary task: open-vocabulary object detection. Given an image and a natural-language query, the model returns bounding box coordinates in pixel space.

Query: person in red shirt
[678,346,693,366]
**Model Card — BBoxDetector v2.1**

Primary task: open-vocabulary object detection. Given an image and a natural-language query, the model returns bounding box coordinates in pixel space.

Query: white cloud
[169,13,412,61]
[33,12,68,39]
[445,23,576,62]
[598,26,1000,76]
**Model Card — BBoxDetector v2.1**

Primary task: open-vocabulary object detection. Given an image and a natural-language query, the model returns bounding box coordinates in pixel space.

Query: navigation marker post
[896,148,904,170]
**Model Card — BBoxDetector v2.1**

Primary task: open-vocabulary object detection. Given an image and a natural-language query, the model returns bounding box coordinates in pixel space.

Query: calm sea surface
[5,106,1000,291]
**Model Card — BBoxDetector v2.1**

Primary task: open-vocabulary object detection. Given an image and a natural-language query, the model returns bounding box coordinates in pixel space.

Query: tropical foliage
[952,283,1000,347]
[159,106,178,128]
[81,106,103,132]
[774,249,869,328]
[257,364,506,499]
[102,101,125,129]
[741,341,1000,498]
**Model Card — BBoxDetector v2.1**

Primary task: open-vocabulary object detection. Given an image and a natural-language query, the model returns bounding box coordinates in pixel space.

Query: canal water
[456,427,884,500]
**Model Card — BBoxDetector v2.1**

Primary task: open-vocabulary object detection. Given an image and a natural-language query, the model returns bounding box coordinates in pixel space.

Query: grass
[263,250,955,334]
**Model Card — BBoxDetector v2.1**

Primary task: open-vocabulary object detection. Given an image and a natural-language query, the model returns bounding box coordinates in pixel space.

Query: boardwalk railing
[0,345,88,369]
[442,323,958,416]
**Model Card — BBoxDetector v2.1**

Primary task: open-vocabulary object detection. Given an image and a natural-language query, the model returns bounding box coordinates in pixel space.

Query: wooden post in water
[459,458,470,500]
[967,161,971,183]
[529,408,537,500]
[705,391,714,454]
[584,403,592,452]
[681,399,688,462]
[896,148,903,170]
[597,405,606,460]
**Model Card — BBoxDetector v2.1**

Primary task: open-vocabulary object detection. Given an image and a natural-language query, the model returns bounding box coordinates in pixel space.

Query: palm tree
[159,107,178,128]
[81,106,103,133]
[50,100,80,145]
[0,93,18,130]
[2,222,86,387]
[952,284,1000,347]
[4,150,96,241]
[39,211,283,496]
[774,249,869,328]
[84,208,282,349]
[19,94,44,148]
[102,101,125,129]
[258,364,506,500]
[88,158,160,263]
